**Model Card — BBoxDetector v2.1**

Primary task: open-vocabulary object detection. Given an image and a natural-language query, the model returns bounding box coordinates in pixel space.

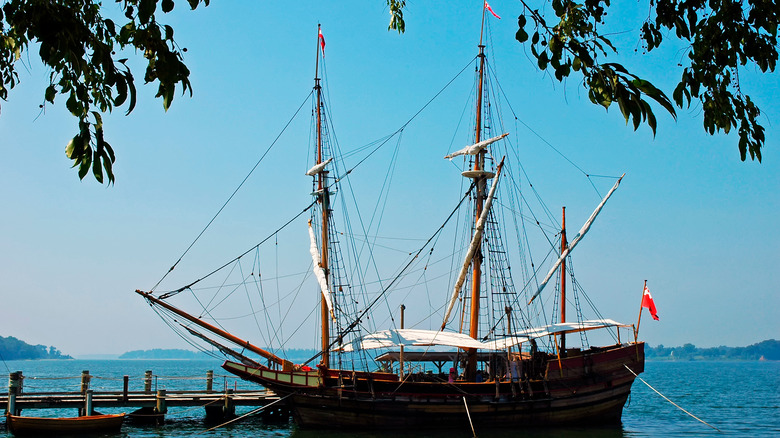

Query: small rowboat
[6,413,125,436]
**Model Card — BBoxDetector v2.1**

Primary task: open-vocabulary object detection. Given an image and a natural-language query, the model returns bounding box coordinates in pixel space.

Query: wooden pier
[2,370,288,425]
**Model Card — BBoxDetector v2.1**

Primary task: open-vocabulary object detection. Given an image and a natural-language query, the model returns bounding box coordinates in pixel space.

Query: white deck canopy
[340,329,487,352]
[340,319,629,352]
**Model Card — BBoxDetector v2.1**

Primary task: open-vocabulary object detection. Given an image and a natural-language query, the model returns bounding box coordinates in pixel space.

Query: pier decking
[2,370,286,425]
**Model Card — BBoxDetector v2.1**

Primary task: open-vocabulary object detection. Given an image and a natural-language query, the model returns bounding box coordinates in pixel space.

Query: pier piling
[84,390,94,416]
[80,370,90,394]
[144,370,153,393]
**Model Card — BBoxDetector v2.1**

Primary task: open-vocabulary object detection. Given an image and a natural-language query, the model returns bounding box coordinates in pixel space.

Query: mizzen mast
[560,207,568,355]
[314,24,331,368]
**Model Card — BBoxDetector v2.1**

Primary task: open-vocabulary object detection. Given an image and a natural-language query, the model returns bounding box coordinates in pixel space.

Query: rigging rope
[336,57,477,179]
[302,181,476,366]
[156,200,317,299]
[150,90,315,293]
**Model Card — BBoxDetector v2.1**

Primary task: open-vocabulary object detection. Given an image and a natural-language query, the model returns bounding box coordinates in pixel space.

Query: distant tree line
[646,339,779,361]
[0,336,71,360]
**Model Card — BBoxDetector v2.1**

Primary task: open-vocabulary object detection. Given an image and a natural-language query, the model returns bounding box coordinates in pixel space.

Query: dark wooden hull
[6,413,125,436]
[223,342,645,429]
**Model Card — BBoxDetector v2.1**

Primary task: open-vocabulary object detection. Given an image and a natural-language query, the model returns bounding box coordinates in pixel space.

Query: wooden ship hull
[6,413,125,436]
[223,342,644,429]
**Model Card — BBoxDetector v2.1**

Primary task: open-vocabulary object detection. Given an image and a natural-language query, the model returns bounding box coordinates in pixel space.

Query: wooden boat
[136,5,647,431]
[6,413,125,436]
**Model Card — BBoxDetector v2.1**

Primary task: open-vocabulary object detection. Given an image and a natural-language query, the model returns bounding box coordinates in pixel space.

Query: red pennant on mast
[485,0,501,19]
[641,285,660,321]
[318,27,326,55]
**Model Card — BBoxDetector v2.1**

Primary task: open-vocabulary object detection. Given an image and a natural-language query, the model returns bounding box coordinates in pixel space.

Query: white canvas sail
[305,157,333,176]
[527,175,625,304]
[308,221,336,320]
[444,133,508,159]
[441,159,505,329]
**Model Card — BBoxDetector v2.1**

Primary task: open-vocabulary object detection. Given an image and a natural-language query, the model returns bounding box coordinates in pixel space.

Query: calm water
[1,359,777,437]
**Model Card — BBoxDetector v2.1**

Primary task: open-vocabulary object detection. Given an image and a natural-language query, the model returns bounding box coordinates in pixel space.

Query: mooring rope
[624,364,721,432]
[462,396,477,438]
[205,393,293,432]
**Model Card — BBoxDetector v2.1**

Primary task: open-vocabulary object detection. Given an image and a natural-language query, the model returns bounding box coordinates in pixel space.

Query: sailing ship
[136,7,645,431]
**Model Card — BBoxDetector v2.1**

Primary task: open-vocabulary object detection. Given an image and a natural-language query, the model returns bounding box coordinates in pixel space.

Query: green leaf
[537,52,548,70]
[138,0,156,24]
[65,135,79,159]
[66,93,81,117]
[79,159,90,180]
[162,84,175,111]
[93,152,104,183]
[617,96,629,124]
[45,85,56,103]
[515,28,528,43]
[162,0,174,13]
[642,100,658,136]
[572,57,581,71]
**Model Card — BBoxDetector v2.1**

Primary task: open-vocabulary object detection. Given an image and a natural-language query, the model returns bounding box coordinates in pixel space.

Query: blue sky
[1,1,778,357]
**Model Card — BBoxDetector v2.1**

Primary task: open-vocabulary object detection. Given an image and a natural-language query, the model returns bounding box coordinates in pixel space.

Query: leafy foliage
[513,0,777,161]
[387,1,777,161]
[0,0,209,183]
[386,0,405,33]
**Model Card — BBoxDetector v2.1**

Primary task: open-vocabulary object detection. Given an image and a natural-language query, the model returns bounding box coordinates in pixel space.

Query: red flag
[485,1,501,19]
[318,27,326,55]
[641,285,660,321]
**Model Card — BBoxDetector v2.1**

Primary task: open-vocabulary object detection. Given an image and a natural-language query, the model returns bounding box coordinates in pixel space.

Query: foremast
[314,24,331,368]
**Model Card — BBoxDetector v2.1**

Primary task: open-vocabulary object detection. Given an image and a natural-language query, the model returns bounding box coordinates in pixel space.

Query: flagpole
[479,1,486,46]
[635,280,646,342]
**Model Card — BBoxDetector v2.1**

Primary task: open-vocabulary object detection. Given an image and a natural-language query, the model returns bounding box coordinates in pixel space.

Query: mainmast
[466,6,488,380]
[314,24,331,368]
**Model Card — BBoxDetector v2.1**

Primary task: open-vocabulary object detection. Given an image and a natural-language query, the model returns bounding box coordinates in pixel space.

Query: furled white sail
[305,157,333,176]
[444,133,508,159]
[441,158,505,330]
[308,221,336,320]
[527,175,625,305]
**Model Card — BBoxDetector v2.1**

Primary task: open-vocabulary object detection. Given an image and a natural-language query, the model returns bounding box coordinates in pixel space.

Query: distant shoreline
[4,339,777,361]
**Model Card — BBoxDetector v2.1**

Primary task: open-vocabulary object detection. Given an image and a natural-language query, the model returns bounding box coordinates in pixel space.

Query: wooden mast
[466,5,488,380]
[315,24,330,368]
[560,207,567,355]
